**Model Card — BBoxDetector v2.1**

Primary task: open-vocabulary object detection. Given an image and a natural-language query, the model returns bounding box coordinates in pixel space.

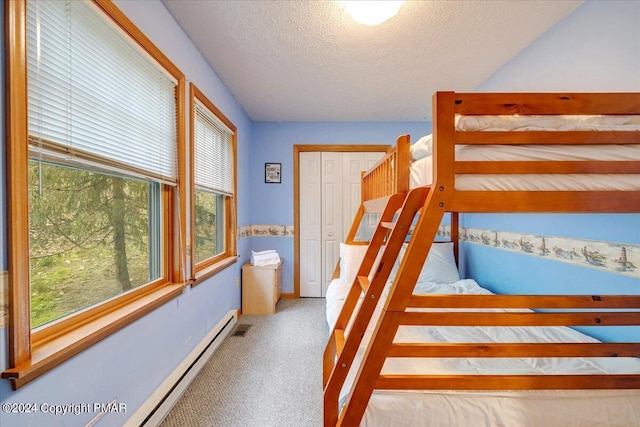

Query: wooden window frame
[189,83,238,284]
[2,0,187,389]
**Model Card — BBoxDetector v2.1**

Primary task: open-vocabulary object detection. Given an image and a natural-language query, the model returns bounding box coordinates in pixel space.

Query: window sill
[2,283,184,390]
[193,256,238,285]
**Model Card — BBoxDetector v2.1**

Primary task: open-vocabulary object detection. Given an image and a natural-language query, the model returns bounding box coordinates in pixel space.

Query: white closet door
[299,150,384,298]
[321,152,343,297]
[343,152,364,241]
[299,152,322,297]
[343,152,385,241]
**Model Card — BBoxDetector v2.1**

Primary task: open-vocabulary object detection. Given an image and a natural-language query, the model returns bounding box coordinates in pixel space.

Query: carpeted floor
[160,298,328,427]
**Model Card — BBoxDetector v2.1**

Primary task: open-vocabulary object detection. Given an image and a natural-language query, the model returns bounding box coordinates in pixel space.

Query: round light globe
[341,1,404,26]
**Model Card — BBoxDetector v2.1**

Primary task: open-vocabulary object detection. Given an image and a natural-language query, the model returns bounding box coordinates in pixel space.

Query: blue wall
[461,0,640,342]
[249,121,430,293]
[476,0,640,93]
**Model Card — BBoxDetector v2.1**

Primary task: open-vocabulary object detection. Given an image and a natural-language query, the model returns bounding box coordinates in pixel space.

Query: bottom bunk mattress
[325,278,640,427]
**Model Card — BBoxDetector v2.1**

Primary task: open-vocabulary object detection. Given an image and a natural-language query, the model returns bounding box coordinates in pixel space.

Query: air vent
[232,324,251,337]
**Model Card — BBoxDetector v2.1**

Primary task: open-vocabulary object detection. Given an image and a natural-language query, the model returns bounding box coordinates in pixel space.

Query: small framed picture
[265,163,281,184]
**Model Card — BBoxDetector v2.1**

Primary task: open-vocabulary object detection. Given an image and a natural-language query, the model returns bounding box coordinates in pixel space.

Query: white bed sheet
[408,114,640,191]
[325,278,640,427]
[409,149,640,191]
[455,115,640,132]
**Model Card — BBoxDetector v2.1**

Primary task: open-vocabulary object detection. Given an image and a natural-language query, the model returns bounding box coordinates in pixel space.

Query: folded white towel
[252,250,277,256]
[251,250,281,266]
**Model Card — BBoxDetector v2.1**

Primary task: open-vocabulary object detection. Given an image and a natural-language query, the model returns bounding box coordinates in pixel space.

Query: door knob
[328,232,333,237]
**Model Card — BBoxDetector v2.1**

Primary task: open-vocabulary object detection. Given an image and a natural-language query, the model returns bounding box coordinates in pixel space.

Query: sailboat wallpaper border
[238,225,293,239]
[437,226,639,279]
[238,224,638,278]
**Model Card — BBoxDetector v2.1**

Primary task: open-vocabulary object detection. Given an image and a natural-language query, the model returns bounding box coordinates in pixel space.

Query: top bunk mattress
[409,115,640,191]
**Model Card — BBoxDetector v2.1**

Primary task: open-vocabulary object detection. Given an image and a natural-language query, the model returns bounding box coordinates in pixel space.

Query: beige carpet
[160,298,328,427]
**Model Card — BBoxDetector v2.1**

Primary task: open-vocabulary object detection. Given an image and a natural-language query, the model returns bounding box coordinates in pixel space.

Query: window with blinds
[24,0,181,328]
[5,0,186,388]
[194,101,234,195]
[191,85,237,271]
[27,0,178,183]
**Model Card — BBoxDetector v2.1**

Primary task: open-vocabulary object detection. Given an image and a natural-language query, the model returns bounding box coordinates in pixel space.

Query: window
[4,0,186,388]
[190,84,237,281]
[28,162,162,328]
[194,191,225,263]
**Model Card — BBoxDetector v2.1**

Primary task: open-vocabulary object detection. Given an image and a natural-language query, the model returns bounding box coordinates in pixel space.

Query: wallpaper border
[239,224,638,278]
[238,224,293,239]
[457,226,639,279]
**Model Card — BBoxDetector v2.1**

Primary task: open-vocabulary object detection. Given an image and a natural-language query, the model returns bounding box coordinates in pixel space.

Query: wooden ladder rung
[357,275,370,292]
[335,329,346,356]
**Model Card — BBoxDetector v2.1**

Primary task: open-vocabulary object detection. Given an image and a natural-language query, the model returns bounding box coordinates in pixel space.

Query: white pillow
[340,241,459,291]
[397,241,460,287]
[339,243,396,288]
[410,134,433,160]
[325,278,351,304]
[367,246,384,283]
[339,243,368,284]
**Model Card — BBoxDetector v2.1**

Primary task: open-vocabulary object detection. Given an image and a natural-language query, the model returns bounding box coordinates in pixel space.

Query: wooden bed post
[451,211,459,266]
[396,134,411,194]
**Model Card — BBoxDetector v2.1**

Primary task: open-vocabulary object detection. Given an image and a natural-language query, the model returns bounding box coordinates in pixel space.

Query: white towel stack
[251,250,281,266]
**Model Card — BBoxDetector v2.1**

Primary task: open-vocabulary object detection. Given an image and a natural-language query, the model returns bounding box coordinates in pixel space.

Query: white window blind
[194,101,234,196]
[27,0,178,183]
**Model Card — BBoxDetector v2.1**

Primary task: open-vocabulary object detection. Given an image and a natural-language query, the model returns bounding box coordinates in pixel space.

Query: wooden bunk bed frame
[323,92,640,426]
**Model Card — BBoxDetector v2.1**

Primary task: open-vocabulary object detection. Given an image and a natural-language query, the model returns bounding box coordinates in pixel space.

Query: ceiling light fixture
[341,1,404,26]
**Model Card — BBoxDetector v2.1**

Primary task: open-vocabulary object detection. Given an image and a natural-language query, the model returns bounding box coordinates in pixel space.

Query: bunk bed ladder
[323,186,432,427]
[335,186,448,427]
[322,192,406,405]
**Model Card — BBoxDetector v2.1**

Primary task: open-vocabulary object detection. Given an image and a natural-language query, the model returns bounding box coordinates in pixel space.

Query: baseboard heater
[126,309,237,427]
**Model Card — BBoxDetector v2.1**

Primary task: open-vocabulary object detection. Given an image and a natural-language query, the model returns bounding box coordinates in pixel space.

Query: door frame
[293,144,389,298]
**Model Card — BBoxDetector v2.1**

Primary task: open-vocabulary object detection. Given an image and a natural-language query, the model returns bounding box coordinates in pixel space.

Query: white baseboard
[125,309,238,427]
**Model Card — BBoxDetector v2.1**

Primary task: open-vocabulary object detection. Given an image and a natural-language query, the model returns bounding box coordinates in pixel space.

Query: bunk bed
[322,92,640,427]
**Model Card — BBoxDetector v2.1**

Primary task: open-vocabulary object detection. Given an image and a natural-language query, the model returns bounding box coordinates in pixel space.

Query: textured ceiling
[162,0,582,122]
